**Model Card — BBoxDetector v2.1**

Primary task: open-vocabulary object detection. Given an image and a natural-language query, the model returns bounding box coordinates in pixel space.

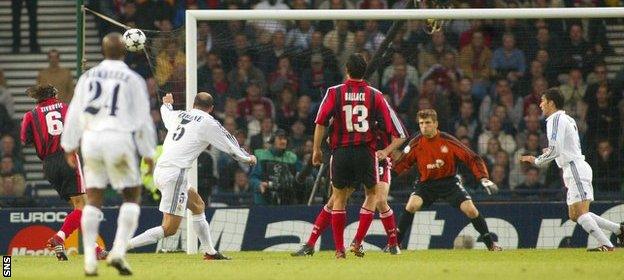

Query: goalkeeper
[393,109,502,251]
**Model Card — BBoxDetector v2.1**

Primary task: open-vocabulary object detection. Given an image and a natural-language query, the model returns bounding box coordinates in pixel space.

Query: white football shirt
[534,110,585,168]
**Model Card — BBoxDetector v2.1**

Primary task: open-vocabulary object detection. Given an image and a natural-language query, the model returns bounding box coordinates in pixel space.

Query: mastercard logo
[7,225,105,256]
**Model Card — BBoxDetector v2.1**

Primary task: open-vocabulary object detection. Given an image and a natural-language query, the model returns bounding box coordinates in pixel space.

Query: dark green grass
[10,249,624,280]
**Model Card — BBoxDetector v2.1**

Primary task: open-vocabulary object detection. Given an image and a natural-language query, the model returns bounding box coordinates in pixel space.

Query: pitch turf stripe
[570,161,586,200]
[169,169,185,214]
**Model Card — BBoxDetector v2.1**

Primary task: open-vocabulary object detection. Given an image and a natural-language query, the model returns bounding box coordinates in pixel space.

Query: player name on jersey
[40,103,63,113]
[179,111,204,122]
[344,92,365,101]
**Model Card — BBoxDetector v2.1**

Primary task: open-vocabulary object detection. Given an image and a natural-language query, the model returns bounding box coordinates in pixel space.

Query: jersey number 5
[343,104,369,132]
[45,111,63,135]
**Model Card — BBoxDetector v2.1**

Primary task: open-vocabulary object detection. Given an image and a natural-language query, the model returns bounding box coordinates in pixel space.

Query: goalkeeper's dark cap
[346,53,367,79]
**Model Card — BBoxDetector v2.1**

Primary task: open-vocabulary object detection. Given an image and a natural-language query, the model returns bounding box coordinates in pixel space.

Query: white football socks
[192,214,218,255]
[81,205,102,270]
[110,203,141,258]
[128,226,165,250]
[578,213,614,247]
[589,212,622,235]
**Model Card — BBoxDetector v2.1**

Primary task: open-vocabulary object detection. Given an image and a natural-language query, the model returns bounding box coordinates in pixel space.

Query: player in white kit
[127,92,256,260]
[521,88,623,251]
[61,33,156,276]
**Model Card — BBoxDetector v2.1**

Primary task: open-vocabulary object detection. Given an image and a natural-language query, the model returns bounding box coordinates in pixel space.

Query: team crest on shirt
[441,145,449,153]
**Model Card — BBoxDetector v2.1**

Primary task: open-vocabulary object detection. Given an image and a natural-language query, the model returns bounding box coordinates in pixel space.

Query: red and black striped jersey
[315,79,407,150]
[20,98,68,160]
[394,131,489,182]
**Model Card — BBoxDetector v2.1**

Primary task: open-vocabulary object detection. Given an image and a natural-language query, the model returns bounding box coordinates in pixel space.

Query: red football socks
[331,209,347,252]
[60,209,82,238]
[380,209,398,246]
[306,205,332,247]
[353,207,375,245]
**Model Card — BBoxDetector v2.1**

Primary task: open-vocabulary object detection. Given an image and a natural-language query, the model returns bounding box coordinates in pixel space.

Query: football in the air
[123,28,146,52]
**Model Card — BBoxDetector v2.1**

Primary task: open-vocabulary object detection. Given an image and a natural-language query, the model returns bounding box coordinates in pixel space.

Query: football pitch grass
[10,249,624,280]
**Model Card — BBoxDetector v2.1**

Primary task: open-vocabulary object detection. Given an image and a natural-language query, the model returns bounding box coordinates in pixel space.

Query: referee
[393,109,502,251]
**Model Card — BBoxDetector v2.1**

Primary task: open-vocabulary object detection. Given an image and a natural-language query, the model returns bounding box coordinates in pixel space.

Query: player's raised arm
[443,133,489,180]
[160,93,181,131]
[204,120,255,165]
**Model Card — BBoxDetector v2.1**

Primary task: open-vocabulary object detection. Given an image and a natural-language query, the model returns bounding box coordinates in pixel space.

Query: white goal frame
[183,7,624,254]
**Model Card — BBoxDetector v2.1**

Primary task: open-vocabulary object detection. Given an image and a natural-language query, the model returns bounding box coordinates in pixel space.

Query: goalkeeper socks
[111,203,140,257]
[192,214,218,255]
[331,209,346,252]
[307,205,332,247]
[578,213,614,247]
[397,210,415,245]
[128,226,165,249]
[470,214,494,248]
[353,207,375,245]
[81,205,102,269]
[380,209,398,246]
[59,209,82,240]
[589,212,622,235]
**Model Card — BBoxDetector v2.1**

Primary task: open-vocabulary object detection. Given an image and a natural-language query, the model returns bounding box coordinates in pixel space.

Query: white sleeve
[61,75,87,152]
[203,120,251,163]
[160,104,181,131]
[133,76,156,158]
[534,115,564,166]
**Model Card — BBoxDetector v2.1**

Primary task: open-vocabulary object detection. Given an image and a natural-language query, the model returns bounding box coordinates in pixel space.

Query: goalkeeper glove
[481,178,498,195]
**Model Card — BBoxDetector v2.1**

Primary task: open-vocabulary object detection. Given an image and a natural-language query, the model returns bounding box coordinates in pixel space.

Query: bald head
[194,92,214,111]
[102,32,126,60]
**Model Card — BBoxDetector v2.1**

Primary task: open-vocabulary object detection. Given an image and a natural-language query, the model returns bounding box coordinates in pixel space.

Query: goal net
[87,6,624,253]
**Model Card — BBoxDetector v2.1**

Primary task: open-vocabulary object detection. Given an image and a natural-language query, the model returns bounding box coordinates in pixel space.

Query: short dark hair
[417,109,438,121]
[346,53,367,79]
[542,87,564,109]
[26,84,57,103]
[194,92,214,109]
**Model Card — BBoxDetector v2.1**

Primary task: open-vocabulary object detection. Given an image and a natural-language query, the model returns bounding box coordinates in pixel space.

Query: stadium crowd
[2,0,624,206]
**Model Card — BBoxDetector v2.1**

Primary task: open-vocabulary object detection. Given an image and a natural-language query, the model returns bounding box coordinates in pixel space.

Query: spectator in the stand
[268,56,300,97]
[275,86,297,128]
[523,77,548,115]
[0,69,14,117]
[250,117,276,153]
[516,114,547,149]
[387,28,414,64]
[418,31,456,74]
[1,134,23,174]
[588,139,622,192]
[221,98,245,128]
[287,20,315,51]
[250,129,299,205]
[231,169,251,194]
[227,54,267,95]
[295,95,314,134]
[247,103,270,138]
[358,0,387,9]
[585,63,616,104]
[118,1,138,27]
[491,164,509,190]
[300,54,341,102]
[491,33,526,82]
[382,63,417,115]
[559,68,587,121]
[198,22,216,53]
[515,60,551,96]
[458,20,492,49]
[534,49,560,86]
[491,104,517,136]
[510,132,545,188]
[237,82,275,121]
[421,51,463,95]
[221,33,257,68]
[37,50,74,103]
[450,77,479,113]
[323,20,355,68]
[258,31,294,74]
[452,101,480,139]
[296,31,339,73]
[483,136,503,167]
[363,20,386,54]
[155,39,185,86]
[0,156,26,197]
[198,51,223,90]
[561,23,591,73]
[496,83,524,128]
[202,67,231,114]
[526,27,560,64]
[289,120,308,157]
[492,19,531,51]
[514,167,545,194]
[586,85,620,149]
[418,78,451,130]
[478,115,517,155]
[252,0,289,34]
[11,0,39,53]
[382,52,419,86]
[458,31,492,100]
[480,79,515,124]
[317,0,356,9]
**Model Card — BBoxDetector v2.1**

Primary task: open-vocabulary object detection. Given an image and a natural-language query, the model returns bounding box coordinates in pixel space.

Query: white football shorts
[562,160,594,206]
[81,130,142,190]
[154,166,189,217]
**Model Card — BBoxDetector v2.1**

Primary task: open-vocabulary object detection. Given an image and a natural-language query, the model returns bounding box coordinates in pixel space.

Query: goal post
[184,7,624,254]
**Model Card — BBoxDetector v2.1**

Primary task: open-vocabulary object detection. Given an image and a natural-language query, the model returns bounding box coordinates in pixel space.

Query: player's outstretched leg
[396,194,423,248]
[588,213,624,246]
[107,187,142,276]
[460,200,501,251]
[292,204,331,257]
[350,186,378,258]
[376,181,399,254]
[187,189,231,260]
[569,201,615,251]
[82,190,105,276]
[331,187,350,259]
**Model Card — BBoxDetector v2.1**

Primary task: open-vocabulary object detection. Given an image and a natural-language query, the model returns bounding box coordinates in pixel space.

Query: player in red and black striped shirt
[392,109,502,251]
[20,85,105,261]
[313,54,407,258]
